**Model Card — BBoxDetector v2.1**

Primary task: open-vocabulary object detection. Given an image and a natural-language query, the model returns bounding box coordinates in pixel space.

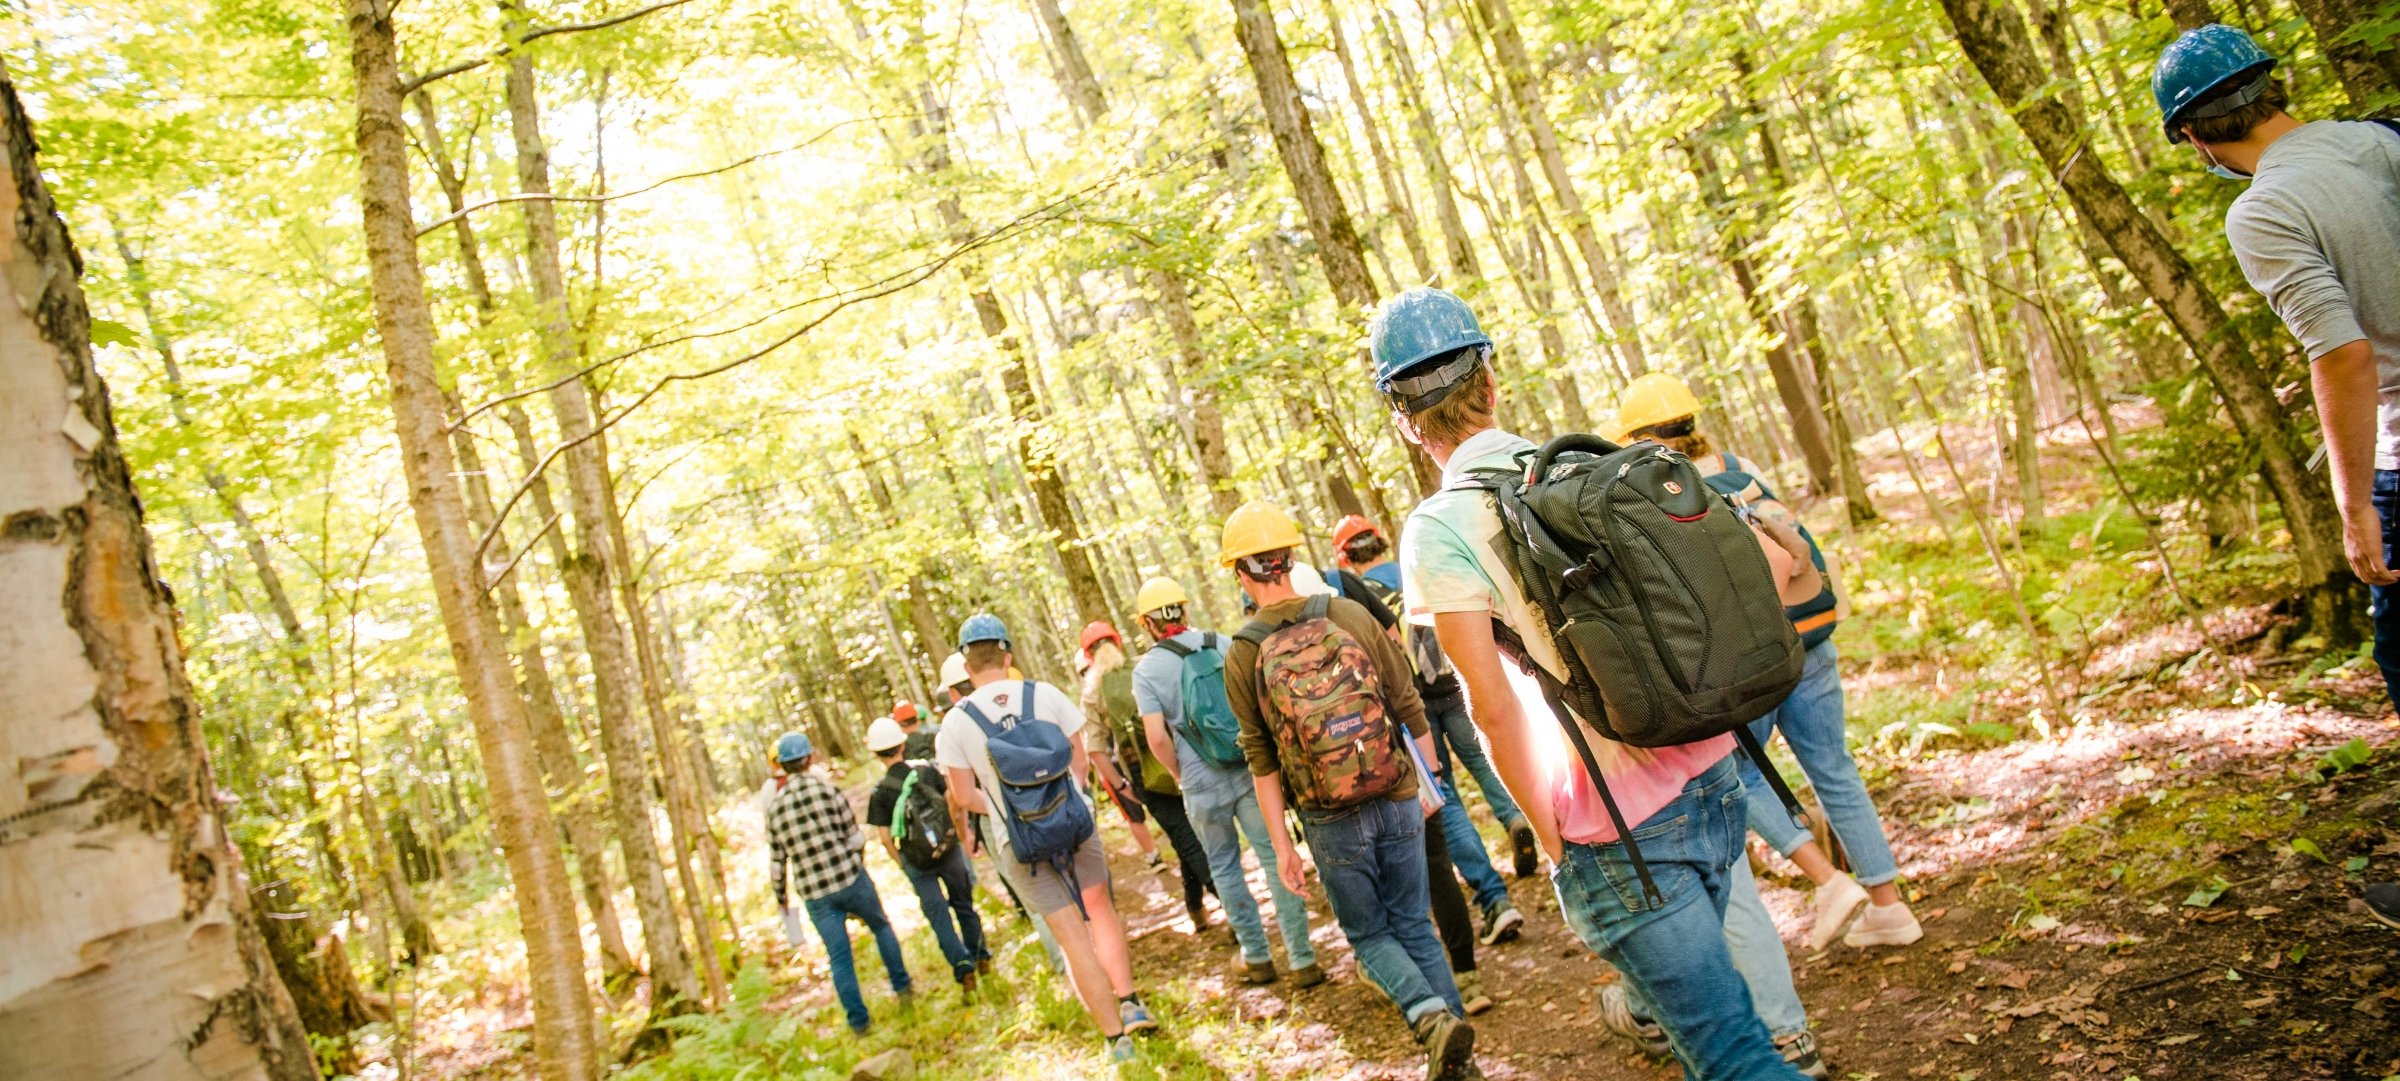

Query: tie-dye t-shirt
[1397,428,1732,846]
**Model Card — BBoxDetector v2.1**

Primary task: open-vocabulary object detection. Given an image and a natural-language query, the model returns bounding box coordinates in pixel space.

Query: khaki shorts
[993,830,1112,917]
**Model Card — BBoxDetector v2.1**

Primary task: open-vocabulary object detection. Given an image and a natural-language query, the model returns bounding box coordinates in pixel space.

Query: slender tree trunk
[1940,0,2360,639]
[1149,269,1243,517]
[1468,0,1647,375]
[498,18,702,1013]
[1686,144,1839,494]
[341,7,601,1076]
[448,396,639,983]
[1229,0,1378,309]
[0,68,314,1078]
[1372,10,1480,285]
[1319,0,1434,282]
[415,88,639,986]
[1029,0,1108,125]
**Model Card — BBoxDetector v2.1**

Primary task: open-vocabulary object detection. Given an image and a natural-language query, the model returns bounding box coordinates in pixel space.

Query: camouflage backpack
[1235,594,1407,809]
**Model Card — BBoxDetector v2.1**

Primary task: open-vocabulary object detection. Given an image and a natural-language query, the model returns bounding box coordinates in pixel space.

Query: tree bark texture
[341,9,601,1079]
[0,61,315,1080]
[1228,0,1378,311]
[2289,0,2400,111]
[1318,0,1434,283]
[1030,0,1109,125]
[1940,0,2358,631]
[501,33,704,1012]
[447,394,638,982]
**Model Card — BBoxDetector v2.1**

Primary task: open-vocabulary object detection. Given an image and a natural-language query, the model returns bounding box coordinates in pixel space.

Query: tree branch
[398,0,703,96]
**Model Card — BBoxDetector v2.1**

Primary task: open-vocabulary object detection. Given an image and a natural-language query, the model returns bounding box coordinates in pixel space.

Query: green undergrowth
[1816,493,2293,762]
[620,921,1272,1080]
[1993,740,2386,921]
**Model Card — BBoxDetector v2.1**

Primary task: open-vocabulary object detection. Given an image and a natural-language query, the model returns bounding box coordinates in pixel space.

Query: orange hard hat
[891,700,919,722]
[1080,621,1121,651]
[1332,514,1380,552]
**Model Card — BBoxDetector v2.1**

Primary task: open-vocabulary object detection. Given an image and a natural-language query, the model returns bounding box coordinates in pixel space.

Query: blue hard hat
[1369,287,1492,396]
[2153,24,2277,142]
[957,612,1010,649]
[774,731,813,764]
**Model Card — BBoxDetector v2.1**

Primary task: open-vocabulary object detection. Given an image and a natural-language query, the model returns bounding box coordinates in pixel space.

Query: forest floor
[354,423,2400,1080]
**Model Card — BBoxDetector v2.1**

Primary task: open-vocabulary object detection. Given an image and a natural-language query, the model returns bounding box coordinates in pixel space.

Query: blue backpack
[958,682,1096,894]
[1156,634,1248,768]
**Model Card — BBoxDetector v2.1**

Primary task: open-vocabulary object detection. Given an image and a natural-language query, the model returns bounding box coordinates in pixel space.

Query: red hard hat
[1080,621,1121,651]
[891,700,918,722]
[1332,514,1380,553]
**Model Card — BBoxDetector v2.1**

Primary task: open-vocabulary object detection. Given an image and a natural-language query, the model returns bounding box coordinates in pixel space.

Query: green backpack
[1100,666,1177,794]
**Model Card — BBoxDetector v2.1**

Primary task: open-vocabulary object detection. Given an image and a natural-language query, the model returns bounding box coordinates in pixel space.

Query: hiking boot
[1236,955,1278,985]
[1456,970,1494,1016]
[1145,850,1167,874]
[1185,902,1211,932]
[1842,900,1924,948]
[1777,1030,1829,1079]
[1507,818,1539,878]
[1478,903,1524,947]
[1413,1009,1477,1081]
[2366,882,2400,930]
[1597,982,1670,1059]
[1107,1034,1138,1064]
[1807,873,1870,951]
[958,968,979,1000]
[975,954,994,977]
[1117,996,1159,1035]
[1288,962,1327,989]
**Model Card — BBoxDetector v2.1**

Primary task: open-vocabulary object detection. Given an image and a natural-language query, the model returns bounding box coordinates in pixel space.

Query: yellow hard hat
[1134,577,1189,616]
[1613,372,1703,442]
[1218,499,1305,567]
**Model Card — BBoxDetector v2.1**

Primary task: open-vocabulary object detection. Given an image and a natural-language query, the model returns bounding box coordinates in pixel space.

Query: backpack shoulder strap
[1157,638,1193,658]
[1302,593,1332,622]
[1717,451,1741,472]
[1234,619,1274,647]
[1200,632,1221,652]
[956,699,1001,736]
[1019,680,1041,727]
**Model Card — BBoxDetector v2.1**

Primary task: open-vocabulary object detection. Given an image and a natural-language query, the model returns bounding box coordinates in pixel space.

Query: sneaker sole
[1478,912,1524,947]
[1434,1018,1478,1080]
[1806,886,1870,952]
[1842,924,1924,948]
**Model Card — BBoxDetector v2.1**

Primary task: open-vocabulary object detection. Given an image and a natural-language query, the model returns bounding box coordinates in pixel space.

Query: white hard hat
[1291,561,1334,597]
[939,651,969,688]
[865,716,908,754]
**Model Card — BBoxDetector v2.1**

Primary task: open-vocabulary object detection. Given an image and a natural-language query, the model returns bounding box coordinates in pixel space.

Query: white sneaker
[1807,873,1870,952]
[1842,900,1924,948]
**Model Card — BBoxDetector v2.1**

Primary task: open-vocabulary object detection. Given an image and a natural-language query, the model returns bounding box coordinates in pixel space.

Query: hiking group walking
[753,27,2400,1076]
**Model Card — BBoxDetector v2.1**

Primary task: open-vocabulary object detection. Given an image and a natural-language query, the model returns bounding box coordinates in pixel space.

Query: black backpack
[1464,434,1808,899]
[893,762,959,871]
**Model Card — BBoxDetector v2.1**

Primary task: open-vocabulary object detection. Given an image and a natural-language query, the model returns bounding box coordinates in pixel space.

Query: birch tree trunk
[341,6,601,1077]
[1941,0,2360,637]
[0,62,314,1079]
[500,27,703,1013]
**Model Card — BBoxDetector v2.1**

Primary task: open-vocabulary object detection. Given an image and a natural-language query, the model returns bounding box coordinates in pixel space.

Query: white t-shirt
[934,678,1089,857]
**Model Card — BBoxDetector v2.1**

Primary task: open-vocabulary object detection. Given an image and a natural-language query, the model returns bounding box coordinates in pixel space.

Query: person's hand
[1275,844,1311,898]
[2344,505,2399,586]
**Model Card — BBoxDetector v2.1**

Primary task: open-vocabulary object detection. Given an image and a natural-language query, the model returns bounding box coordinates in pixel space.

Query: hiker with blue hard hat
[2156,23,2400,934]
[762,730,915,1035]
[1370,285,1824,1078]
[933,613,1159,1063]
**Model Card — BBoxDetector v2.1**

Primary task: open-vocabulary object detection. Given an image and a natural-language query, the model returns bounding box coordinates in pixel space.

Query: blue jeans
[1733,640,1902,887]
[2373,469,2400,709]
[1551,758,1803,1080]
[802,868,915,1032]
[1622,853,1810,1042]
[1435,776,1511,912]
[903,846,987,981]
[1426,688,1526,828]
[1184,764,1316,968]
[1303,796,1460,1024]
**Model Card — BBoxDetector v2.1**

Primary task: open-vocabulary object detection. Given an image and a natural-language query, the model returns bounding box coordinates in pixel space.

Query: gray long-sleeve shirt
[2225,120,2400,467]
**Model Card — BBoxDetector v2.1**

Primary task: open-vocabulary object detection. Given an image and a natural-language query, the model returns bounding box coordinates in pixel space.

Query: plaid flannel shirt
[766,771,865,907]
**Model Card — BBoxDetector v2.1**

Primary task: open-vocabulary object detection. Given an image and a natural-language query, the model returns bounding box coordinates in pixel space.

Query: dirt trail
[1103,686,2399,1080]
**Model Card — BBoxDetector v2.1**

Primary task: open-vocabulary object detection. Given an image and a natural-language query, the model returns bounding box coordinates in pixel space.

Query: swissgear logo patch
[1662,480,1683,495]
